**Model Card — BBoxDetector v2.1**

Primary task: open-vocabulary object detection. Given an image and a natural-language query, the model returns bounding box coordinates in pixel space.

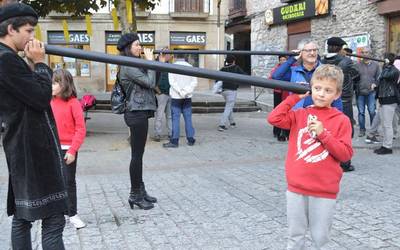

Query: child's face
[52,81,61,96]
[311,78,341,108]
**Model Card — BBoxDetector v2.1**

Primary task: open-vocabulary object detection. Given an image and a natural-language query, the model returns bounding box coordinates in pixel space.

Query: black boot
[128,189,154,210]
[140,183,157,203]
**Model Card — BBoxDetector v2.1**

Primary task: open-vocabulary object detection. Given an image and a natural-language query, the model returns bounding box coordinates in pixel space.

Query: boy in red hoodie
[268,64,353,249]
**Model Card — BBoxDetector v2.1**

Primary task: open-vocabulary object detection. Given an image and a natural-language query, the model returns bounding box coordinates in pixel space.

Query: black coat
[220,64,246,90]
[376,64,400,105]
[0,43,67,220]
[322,54,360,101]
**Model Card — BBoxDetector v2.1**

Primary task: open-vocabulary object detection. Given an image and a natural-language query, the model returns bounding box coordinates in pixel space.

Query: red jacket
[51,97,86,156]
[269,63,289,99]
[267,95,353,199]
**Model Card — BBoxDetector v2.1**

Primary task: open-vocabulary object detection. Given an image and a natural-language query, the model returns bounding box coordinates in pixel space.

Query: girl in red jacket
[51,69,87,229]
[268,64,353,249]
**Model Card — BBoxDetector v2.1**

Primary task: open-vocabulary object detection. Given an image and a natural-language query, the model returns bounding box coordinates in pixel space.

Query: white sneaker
[69,215,86,229]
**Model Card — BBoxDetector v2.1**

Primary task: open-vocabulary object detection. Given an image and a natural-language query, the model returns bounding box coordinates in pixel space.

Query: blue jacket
[271,56,342,111]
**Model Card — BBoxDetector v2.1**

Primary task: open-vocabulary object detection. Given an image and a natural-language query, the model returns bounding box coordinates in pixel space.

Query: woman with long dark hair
[117,33,157,210]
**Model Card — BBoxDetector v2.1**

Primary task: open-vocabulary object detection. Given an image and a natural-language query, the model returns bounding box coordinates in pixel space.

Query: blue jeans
[356,92,376,131]
[171,98,195,144]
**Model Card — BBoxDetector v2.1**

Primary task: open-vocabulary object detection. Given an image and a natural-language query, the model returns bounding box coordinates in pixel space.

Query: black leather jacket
[376,64,400,105]
[322,54,360,101]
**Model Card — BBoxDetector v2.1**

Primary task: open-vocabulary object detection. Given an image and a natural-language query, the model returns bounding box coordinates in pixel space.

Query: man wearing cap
[322,36,360,172]
[0,3,67,249]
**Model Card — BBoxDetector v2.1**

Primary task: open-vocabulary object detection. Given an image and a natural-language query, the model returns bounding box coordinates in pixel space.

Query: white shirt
[168,60,198,99]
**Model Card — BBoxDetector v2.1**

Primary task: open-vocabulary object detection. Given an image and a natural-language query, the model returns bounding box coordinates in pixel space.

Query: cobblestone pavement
[1,110,400,250]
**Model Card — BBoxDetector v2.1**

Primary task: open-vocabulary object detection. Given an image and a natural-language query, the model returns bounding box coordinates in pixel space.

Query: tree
[19,0,160,33]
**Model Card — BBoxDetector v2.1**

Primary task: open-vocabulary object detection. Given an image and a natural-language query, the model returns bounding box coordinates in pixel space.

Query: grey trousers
[368,104,398,137]
[219,90,237,126]
[380,103,397,148]
[154,94,172,137]
[286,191,336,250]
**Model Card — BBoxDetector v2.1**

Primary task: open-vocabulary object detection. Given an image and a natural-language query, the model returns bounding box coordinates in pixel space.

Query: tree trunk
[117,0,137,34]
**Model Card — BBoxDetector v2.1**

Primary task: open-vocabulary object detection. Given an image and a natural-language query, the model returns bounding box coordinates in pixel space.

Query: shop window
[49,45,91,77]
[389,16,400,55]
[48,31,91,77]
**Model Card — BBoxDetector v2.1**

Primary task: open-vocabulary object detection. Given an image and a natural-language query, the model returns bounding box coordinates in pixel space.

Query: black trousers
[273,91,289,137]
[124,111,149,191]
[62,150,78,216]
[342,100,354,138]
[341,99,354,167]
[11,214,65,250]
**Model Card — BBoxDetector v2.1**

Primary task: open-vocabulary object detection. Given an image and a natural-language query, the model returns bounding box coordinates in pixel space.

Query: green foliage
[21,0,159,17]
[21,0,108,17]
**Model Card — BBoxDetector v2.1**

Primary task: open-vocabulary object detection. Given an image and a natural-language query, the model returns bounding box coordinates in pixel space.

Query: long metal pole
[153,49,298,56]
[153,49,386,63]
[348,53,385,63]
[44,45,309,93]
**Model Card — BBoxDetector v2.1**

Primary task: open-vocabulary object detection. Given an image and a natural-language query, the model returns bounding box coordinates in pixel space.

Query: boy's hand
[308,119,324,137]
[24,39,45,64]
[298,91,310,99]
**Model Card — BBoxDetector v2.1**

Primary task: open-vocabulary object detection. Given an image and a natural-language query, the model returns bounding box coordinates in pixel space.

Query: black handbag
[110,71,127,114]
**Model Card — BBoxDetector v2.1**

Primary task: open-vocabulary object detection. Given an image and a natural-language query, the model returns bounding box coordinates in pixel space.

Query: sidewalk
[0,96,399,249]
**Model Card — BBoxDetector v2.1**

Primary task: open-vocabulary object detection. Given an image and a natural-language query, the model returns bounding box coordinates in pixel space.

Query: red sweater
[51,97,86,156]
[267,95,353,199]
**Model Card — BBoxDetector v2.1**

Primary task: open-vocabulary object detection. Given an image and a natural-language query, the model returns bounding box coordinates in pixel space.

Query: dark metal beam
[44,45,309,93]
[348,53,385,63]
[153,49,298,56]
[152,49,386,63]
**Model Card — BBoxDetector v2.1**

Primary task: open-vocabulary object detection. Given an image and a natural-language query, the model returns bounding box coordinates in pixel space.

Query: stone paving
[1,104,400,249]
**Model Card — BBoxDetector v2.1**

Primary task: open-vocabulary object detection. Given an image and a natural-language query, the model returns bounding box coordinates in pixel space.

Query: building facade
[38,0,228,93]
[248,0,400,78]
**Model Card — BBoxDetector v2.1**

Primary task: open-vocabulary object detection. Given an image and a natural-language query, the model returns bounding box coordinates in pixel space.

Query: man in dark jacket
[322,37,360,172]
[0,3,67,249]
[153,49,172,141]
[218,55,246,131]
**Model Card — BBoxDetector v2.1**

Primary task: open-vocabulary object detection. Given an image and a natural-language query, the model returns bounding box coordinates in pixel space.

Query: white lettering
[186,35,205,44]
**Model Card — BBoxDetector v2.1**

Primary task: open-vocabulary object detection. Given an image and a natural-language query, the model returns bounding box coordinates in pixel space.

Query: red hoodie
[51,96,86,156]
[267,95,353,199]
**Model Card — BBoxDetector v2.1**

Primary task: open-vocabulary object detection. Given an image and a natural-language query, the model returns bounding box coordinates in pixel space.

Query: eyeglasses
[302,48,319,53]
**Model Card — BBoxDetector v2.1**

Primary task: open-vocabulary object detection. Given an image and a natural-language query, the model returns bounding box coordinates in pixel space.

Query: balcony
[169,0,210,19]
[228,0,246,19]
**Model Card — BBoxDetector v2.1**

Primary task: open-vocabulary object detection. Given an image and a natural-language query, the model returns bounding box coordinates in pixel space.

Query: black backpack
[110,71,127,114]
